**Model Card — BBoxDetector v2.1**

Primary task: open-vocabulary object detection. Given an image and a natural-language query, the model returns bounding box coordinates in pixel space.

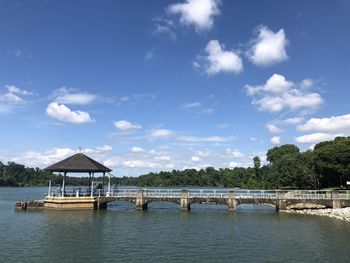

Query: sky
[0,0,350,176]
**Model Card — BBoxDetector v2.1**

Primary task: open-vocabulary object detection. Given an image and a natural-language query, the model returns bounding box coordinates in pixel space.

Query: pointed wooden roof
[44,153,112,173]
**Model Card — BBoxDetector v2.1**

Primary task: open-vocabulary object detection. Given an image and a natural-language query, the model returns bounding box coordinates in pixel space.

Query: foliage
[1,137,349,189]
[313,137,350,188]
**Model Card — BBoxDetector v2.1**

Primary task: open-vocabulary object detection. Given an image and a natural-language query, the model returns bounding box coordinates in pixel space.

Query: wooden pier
[15,188,350,212]
[16,152,350,212]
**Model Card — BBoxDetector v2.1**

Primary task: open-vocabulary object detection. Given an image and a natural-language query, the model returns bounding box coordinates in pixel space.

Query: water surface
[1,187,350,262]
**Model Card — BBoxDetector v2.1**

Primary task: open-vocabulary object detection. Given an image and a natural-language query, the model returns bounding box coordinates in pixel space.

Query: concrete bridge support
[276,191,287,212]
[180,189,190,211]
[136,189,148,210]
[227,189,237,212]
[332,191,342,209]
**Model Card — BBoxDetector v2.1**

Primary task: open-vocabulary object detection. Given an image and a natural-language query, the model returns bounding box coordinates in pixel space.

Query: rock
[288,203,326,210]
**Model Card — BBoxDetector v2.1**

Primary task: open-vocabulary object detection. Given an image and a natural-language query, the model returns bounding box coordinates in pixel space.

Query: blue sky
[1,0,350,176]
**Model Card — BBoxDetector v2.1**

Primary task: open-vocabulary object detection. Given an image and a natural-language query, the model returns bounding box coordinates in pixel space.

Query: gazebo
[44,152,112,197]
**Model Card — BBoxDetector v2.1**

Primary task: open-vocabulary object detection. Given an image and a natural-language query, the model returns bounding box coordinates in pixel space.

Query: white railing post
[91,181,94,197]
[61,179,65,197]
[48,180,51,197]
[107,175,111,197]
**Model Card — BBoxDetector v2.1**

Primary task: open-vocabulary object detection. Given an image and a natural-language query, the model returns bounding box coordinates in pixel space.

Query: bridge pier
[180,189,190,211]
[135,189,148,210]
[227,189,237,212]
[332,191,342,209]
[276,191,287,212]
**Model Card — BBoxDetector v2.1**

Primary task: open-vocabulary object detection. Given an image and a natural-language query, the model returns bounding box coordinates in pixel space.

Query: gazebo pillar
[62,172,67,197]
[91,172,94,195]
[103,172,106,190]
[88,172,91,189]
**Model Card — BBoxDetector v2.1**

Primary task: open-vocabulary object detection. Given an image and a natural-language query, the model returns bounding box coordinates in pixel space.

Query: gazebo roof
[44,153,112,173]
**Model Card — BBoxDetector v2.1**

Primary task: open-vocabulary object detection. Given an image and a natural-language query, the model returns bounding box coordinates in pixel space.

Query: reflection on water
[1,187,350,262]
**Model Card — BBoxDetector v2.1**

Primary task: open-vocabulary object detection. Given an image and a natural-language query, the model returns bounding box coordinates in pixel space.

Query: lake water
[1,187,350,262]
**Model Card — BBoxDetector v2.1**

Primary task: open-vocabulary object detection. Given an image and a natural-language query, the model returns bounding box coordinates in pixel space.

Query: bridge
[43,188,350,211]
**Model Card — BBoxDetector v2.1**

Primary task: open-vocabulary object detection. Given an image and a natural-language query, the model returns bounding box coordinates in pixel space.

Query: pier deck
[14,188,349,211]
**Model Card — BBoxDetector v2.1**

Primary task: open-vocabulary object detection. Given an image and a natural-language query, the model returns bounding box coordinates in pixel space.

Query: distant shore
[287,207,350,222]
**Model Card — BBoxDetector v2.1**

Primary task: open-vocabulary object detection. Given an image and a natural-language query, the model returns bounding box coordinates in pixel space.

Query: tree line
[1,137,349,189]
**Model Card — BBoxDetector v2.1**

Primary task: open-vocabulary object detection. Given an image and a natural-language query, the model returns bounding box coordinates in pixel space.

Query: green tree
[253,156,261,179]
[313,137,350,188]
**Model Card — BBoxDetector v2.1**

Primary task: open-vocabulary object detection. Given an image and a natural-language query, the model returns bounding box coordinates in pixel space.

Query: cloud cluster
[182,101,201,109]
[295,113,350,144]
[167,0,221,32]
[46,102,94,124]
[247,26,289,67]
[103,146,251,174]
[149,129,175,139]
[152,17,177,40]
[266,123,282,133]
[46,87,97,124]
[10,142,262,177]
[11,146,113,168]
[114,120,142,131]
[245,74,324,113]
[0,85,33,105]
[194,40,243,75]
[271,136,281,145]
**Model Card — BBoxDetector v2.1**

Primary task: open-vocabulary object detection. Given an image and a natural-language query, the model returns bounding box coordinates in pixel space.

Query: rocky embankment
[288,207,350,222]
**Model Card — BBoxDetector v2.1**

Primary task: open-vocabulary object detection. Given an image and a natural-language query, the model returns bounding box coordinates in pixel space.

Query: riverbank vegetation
[1,137,349,189]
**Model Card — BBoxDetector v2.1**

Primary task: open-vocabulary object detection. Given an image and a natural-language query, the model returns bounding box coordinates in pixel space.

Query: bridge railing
[106,188,138,198]
[46,187,350,200]
[235,190,277,199]
[146,189,182,198]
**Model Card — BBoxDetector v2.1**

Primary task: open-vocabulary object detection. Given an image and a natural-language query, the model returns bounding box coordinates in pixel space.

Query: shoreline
[287,207,350,222]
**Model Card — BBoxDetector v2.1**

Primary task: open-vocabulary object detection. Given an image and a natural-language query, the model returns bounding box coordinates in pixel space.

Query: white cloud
[196,150,211,157]
[145,46,158,61]
[245,74,324,113]
[264,74,293,94]
[152,17,177,40]
[295,113,350,145]
[96,145,113,151]
[0,92,24,104]
[123,160,160,169]
[0,85,34,105]
[295,133,343,144]
[183,101,201,109]
[266,123,282,133]
[271,136,281,145]
[5,85,33,96]
[246,74,292,96]
[155,155,171,161]
[297,113,350,133]
[195,40,243,75]
[46,102,94,124]
[56,93,96,105]
[228,161,241,168]
[149,129,175,139]
[247,25,289,67]
[191,156,202,162]
[53,87,97,105]
[224,148,244,158]
[167,0,221,32]
[300,79,314,89]
[283,117,303,125]
[114,120,142,131]
[12,148,76,167]
[177,135,235,143]
[131,146,146,153]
